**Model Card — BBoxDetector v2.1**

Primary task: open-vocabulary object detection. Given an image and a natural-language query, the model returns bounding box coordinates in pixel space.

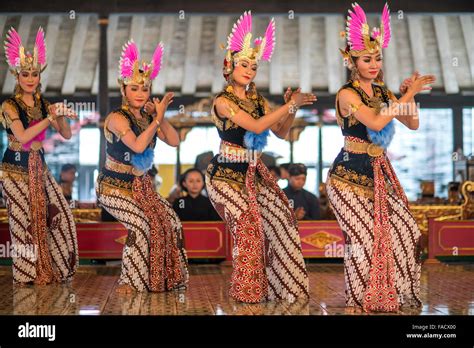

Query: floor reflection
[0,263,472,315]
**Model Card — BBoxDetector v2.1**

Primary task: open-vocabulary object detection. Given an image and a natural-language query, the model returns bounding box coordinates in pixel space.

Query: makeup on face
[357,53,383,79]
[18,70,40,92]
[232,59,258,85]
[126,84,150,108]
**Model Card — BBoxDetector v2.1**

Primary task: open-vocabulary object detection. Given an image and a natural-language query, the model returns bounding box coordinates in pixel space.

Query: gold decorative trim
[7,141,23,151]
[207,163,246,186]
[0,162,48,183]
[301,231,342,250]
[105,156,133,175]
[327,175,374,200]
[13,95,46,122]
[98,181,133,199]
[332,164,374,188]
[206,164,264,194]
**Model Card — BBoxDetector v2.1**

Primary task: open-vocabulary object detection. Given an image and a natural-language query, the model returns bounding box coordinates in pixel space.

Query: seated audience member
[268,165,281,181]
[279,163,291,181]
[173,168,221,221]
[283,163,320,220]
[59,163,77,203]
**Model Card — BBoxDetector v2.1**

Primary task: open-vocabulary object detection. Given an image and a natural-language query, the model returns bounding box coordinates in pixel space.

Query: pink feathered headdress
[340,2,391,59]
[118,39,164,87]
[223,11,275,78]
[4,26,47,74]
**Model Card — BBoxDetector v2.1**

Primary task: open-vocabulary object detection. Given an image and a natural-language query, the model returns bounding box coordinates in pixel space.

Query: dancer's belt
[219,140,262,162]
[7,135,42,152]
[344,136,384,157]
[105,155,144,176]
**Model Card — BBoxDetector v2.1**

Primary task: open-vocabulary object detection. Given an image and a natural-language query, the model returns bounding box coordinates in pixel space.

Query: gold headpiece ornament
[340,2,391,60]
[222,11,275,79]
[4,27,47,74]
[118,39,164,87]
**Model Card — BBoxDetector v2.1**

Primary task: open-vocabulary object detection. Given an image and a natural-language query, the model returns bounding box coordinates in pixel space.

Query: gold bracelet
[289,100,298,113]
[47,113,56,123]
[154,118,162,133]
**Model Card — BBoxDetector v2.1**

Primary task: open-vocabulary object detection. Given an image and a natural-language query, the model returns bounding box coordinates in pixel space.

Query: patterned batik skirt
[97,176,189,292]
[205,173,309,304]
[1,168,78,284]
[326,177,422,310]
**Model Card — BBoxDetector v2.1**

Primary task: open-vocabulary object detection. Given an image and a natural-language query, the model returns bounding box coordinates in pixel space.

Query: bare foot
[345,306,364,314]
[115,284,135,294]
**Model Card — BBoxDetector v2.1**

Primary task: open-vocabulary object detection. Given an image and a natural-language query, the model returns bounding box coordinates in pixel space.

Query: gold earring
[34,83,42,101]
[14,83,22,99]
[375,70,385,86]
[121,94,129,110]
[225,77,235,93]
[351,68,360,87]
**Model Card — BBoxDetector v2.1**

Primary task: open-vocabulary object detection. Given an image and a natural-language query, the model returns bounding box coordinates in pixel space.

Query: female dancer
[326,3,436,312]
[96,40,188,293]
[205,11,317,303]
[1,27,79,285]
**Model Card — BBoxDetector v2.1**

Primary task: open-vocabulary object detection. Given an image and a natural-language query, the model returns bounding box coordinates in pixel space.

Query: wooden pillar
[289,140,294,164]
[453,106,464,181]
[176,139,181,183]
[317,113,323,188]
[98,15,109,170]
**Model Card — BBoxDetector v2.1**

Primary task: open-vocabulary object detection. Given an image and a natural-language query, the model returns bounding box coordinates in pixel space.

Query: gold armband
[227,103,237,120]
[1,109,20,128]
[117,128,131,140]
[348,102,363,115]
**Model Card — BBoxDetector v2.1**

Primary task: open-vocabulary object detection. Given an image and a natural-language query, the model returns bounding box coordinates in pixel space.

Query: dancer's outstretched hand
[400,71,424,94]
[290,91,317,108]
[50,103,78,120]
[407,74,436,95]
[153,92,174,121]
[284,87,299,103]
[144,100,156,115]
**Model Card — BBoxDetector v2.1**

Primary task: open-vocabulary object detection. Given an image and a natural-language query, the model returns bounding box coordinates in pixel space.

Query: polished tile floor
[0,263,472,315]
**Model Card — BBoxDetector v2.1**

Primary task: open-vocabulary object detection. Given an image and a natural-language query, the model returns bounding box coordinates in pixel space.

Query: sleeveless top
[206,87,270,188]
[327,80,394,197]
[1,95,49,174]
[97,107,157,193]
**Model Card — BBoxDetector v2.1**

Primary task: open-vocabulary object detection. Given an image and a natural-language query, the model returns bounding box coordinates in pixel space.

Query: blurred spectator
[279,163,291,181]
[172,168,221,221]
[59,164,77,203]
[283,163,320,220]
[268,165,281,181]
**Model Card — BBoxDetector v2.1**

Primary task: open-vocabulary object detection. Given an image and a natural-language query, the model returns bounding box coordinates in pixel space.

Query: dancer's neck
[231,83,247,100]
[21,92,35,107]
[357,78,374,97]
[128,106,142,119]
